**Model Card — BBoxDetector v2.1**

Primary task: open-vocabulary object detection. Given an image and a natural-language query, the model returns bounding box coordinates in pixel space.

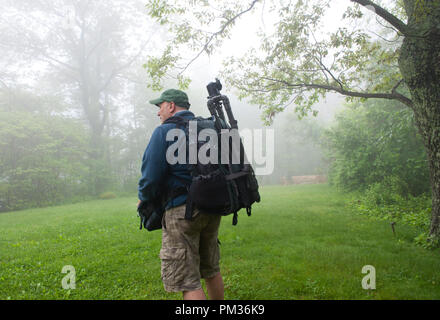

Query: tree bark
[398,0,440,241]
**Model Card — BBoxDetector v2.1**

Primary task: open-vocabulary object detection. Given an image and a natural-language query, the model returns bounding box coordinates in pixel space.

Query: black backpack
[164,115,261,225]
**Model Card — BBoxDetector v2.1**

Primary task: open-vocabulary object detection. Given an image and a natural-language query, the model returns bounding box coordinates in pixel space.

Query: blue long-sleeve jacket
[138,110,194,210]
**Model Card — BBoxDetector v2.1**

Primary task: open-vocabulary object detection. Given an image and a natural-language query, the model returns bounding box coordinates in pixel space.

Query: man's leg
[161,206,204,297]
[183,288,207,300]
[205,272,224,300]
[199,214,223,300]
[183,273,224,300]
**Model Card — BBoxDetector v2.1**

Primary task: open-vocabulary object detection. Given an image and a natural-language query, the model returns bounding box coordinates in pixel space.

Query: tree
[0,107,90,212]
[145,0,440,243]
[1,0,155,194]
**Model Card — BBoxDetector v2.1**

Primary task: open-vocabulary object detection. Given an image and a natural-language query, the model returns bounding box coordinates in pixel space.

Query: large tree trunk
[79,77,110,195]
[399,1,440,242]
[410,91,440,241]
[85,97,110,196]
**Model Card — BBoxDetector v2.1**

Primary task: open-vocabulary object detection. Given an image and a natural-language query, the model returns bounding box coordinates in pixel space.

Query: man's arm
[138,126,169,204]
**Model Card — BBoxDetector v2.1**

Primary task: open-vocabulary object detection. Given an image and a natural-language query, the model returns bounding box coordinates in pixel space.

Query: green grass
[1,184,439,300]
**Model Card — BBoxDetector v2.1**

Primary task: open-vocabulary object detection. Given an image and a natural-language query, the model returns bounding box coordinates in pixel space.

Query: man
[138,89,224,300]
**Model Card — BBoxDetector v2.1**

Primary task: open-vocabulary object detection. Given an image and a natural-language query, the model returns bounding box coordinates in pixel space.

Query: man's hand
[137,199,142,208]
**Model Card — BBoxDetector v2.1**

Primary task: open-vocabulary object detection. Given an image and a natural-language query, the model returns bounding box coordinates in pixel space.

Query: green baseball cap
[149,89,191,109]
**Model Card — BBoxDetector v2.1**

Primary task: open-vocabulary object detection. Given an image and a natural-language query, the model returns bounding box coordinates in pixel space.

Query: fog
[0,0,346,212]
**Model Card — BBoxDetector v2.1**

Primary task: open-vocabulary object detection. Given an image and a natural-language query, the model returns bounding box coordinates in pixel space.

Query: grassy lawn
[0,184,439,300]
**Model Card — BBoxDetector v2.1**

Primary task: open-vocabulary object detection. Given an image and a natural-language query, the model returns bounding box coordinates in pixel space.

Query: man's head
[149,89,191,123]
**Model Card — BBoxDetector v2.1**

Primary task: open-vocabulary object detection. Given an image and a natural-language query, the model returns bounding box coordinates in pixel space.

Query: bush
[352,181,431,228]
[0,111,90,212]
[324,99,430,197]
[361,176,409,206]
[349,178,433,247]
[414,232,440,250]
[325,100,436,248]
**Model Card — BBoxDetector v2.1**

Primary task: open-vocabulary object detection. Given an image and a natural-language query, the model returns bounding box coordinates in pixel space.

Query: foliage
[351,177,431,228]
[323,99,430,197]
[0,111,90,212]
[145,0,409,123]
[144,0,260,91]
[324,97,433,247]
[222,0,410,123]
[349,178,434,248]
[414,232,440,250]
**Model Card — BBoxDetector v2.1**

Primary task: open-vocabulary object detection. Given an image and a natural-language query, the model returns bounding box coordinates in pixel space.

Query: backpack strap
[172,173,195,221]
[164,115,196,220]
[232,212,238,226]
[163,115,189,130]
[225,170,249,181]
[185,197,194,221]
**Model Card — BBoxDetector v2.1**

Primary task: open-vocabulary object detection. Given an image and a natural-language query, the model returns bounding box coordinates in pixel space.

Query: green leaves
[145,0,412,123]
[146,0,186,25]
[144,0,261,89]
[0,111,90,212]
[323,99,429,196]
[143,45,191,91]
[144,45,179,91]
[226,0,408,122]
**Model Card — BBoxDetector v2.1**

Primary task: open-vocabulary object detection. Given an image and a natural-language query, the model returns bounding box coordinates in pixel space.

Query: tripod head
[206,78,238,130]
[207,78,222,99]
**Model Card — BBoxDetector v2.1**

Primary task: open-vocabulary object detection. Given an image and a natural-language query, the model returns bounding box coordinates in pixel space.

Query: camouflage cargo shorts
[160,204,222,293]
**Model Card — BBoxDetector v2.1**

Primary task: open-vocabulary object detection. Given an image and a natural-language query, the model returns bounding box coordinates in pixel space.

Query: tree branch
[351,0,408,35]
[99,40,151,92]
[0,78,9,89]
[391,79,404,94]
[177,0,260,75]
[261,77,414,108]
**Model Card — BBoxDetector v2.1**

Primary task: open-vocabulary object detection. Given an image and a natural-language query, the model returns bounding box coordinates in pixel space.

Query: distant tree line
[0,87,153,212]
[0,0,160,212]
